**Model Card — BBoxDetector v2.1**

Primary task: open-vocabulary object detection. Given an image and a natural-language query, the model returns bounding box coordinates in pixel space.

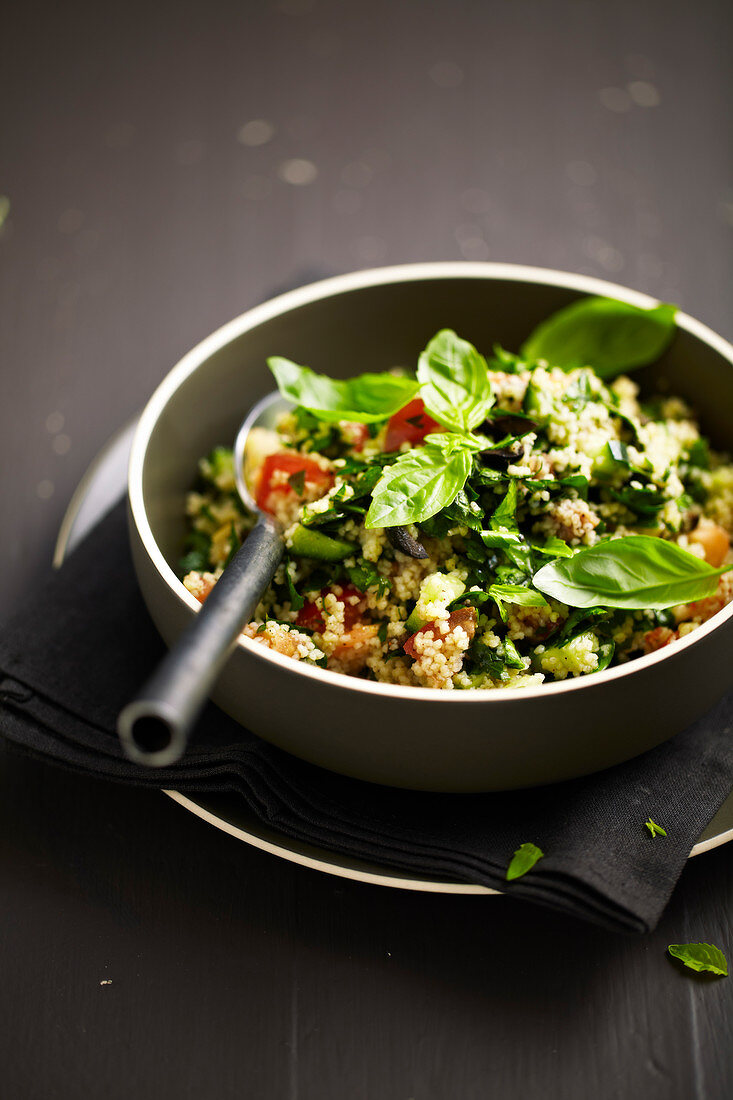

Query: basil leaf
[506,842,544,881]
[521,297,677,380]
[533,535,732,610]
[610,484,667,517]
[645,818,667,837]
[531,536,573,558]
[346,559,390,596]
[487,482,534,576]
[417,329,494,433]
[443,489,485,532]
[490,480,519,530]
[268,357,418,423]
[364,442,472,528]
[667,943,728,977]
[555,607,610,645]
[503,636,526,669]
[481,530,526,551]
[489,584,548,621]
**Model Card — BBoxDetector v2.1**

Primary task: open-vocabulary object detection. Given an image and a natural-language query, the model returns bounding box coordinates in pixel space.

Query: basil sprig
[267,357,419,423]
[533,535,731,610]
[364,434,479,528]
[521,297,677,380]
[417,329,495,432]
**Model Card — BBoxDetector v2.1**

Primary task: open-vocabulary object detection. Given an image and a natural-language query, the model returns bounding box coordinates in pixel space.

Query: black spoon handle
[118,514,283,765]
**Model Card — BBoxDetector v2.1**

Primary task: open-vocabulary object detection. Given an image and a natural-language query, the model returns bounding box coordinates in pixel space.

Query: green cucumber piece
[404,608,424,633]
[289,524,356,562]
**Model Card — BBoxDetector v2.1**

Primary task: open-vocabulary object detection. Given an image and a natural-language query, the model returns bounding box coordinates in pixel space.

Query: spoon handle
[118,514,284,765]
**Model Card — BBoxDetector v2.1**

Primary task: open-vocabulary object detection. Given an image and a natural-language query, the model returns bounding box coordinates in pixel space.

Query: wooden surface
[1,0,732,1095]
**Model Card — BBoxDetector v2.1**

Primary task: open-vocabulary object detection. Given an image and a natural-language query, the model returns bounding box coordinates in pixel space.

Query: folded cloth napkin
[1,501,732,934]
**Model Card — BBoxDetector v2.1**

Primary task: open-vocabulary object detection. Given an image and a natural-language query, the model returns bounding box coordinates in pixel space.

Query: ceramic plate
[55,422,733,894]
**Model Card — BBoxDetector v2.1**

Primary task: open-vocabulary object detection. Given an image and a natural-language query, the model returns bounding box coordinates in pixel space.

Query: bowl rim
[129,260,733,702]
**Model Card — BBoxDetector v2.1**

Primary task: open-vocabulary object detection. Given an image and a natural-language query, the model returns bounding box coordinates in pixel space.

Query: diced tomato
[330,622,381,673]
[404,607,477,658]
[296,584,366,633]
[643,626,678,654]
[384,398,440,451]
[256,453,333,514]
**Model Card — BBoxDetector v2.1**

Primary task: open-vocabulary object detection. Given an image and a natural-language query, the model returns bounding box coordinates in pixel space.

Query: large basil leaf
[417,329,494,433]
[520,297,677,380]
[533,535,731,610]
[268,357,419,423]
[364,441,472,528]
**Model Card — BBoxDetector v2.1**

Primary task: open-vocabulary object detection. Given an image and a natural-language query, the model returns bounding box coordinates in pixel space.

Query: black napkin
[1,501,732,933]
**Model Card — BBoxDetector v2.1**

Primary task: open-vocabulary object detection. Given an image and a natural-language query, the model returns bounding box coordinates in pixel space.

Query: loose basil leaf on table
[268,356,419,423]
[506,842,545,882]
[364,439,473,528]
[667,943,728,977]
[417,329,495,433]
[520,297,677,379]
[533,535,732,610]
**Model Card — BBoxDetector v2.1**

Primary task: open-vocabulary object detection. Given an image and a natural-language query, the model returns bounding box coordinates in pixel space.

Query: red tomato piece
[384,398,440,451]
[256,453,333,514]
[404,607,477,658]
[296,584,366,633]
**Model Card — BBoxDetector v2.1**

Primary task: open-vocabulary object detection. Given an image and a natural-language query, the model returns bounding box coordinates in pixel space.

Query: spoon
[117,390,292,766]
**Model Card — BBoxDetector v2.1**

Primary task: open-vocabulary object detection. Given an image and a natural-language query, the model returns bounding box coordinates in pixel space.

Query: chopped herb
[506,842,545,881]
[288,469,306,495]
[224,523,241,567]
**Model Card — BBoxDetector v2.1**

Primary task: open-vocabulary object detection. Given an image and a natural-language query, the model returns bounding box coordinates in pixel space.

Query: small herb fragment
[645,819,667,837]
[506,842,545,881]
[667,943,728,977]
[288,469,306,496]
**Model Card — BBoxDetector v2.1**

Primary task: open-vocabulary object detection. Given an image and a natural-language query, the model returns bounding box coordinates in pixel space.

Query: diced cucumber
[523,379,553,424]
[404,607,424,633]
[289,524,356,562]
[406,571,467,633]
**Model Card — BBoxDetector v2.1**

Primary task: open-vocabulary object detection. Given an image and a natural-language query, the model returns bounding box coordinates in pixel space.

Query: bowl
[128,262,733,792]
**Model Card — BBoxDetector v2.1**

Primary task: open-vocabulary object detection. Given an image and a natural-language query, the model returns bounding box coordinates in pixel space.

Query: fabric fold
[1,500,732,934]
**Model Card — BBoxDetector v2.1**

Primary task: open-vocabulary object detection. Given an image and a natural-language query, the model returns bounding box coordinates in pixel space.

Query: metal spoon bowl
[118,390,291,766]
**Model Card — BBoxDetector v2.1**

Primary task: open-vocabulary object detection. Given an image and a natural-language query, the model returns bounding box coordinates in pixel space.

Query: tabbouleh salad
[180,296,733,691]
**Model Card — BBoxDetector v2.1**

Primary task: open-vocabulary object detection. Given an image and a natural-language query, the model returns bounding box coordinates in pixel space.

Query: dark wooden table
[1,1,732,1096]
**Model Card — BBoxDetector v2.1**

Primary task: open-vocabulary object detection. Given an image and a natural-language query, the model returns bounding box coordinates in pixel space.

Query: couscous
[180,296,733,691]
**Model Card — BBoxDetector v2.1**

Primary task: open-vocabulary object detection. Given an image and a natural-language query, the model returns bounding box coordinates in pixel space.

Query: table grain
[1,1,731,1096]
